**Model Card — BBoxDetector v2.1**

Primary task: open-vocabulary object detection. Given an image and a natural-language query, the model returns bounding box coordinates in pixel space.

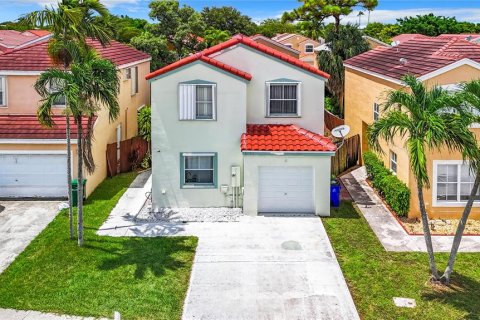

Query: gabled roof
[249,34,300,55]
[241,124,336,152]
[146,34,330,81]
[0,115,94,140]
[0,38,151,71]
[344,37,480,82]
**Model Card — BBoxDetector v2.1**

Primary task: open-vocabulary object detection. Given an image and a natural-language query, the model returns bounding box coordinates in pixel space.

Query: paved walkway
[341,167,480,252]
[98,180,360,320]
[0,201,60,273]
[0,308,108,320]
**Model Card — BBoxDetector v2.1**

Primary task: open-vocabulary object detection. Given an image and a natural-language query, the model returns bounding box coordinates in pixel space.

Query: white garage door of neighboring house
[258,166,315,213]
[0,153,68,198]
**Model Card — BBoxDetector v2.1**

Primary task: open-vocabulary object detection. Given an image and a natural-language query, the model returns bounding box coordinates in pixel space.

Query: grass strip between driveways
[323,201,480,320]
[0,172,198,320]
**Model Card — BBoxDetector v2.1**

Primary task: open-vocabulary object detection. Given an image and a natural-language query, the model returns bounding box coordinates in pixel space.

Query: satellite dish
[331,125,350,139]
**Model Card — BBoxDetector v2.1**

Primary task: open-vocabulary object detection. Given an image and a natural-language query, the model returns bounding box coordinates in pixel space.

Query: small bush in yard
[363,151,410,216]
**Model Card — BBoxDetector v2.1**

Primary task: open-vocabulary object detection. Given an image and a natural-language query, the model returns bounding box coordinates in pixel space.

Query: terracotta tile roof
[26,30,51,37]
[344,37,480,81]
[0,38,150,71]
[146,34,330,81]
[241,124,336,152]
[0,30,41,48]
[391,34,425,44]
[0,115,95,139]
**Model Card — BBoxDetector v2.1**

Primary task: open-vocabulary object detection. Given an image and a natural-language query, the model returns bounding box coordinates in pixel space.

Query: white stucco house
[146,34,336,216]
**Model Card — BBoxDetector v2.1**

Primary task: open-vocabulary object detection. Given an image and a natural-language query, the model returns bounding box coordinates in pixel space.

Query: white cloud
[336,8,480,27]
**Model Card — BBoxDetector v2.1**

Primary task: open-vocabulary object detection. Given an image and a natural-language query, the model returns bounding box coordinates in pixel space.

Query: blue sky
[3,0,480,25]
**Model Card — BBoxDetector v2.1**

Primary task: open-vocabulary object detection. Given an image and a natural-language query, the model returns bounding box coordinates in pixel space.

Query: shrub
[363,151,410,216]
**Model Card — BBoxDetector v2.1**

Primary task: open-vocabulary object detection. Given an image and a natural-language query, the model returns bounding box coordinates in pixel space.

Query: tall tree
[201,6,257,36]
[367,75,477,281]
[35,53,120,247]
[441,80,480,284]
[256,18,298,38]
[22,0,112,246]
[130,32,176,71]
[283,0,378,33]
[397,14,480,36]
[317,24,369,115]
[363,22,400,43]
[204,29,231,47]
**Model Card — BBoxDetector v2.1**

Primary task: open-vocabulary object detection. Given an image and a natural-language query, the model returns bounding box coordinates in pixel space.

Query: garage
[258,166,315,213]
[0,152,68,198]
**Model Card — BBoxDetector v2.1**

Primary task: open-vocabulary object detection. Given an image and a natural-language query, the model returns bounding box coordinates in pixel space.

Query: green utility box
[71,179,87,207]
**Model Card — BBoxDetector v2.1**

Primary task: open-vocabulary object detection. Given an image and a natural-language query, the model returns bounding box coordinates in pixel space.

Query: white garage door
[0,153,68,198]
[258,166,314,213]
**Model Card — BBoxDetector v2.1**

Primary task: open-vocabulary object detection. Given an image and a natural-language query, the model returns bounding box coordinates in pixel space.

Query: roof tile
[241,124,336,152]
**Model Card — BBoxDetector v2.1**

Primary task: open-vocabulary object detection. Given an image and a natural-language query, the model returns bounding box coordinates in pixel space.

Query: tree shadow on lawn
[90,236,197,280]
[423,273,480,320]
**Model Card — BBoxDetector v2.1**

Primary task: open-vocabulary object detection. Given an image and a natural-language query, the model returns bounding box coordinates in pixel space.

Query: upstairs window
[179,82,216,120]
[435,161,480,204]
[390,151,397,174]
[131,66,138,95]
[124,68,131,81]
[373,102,380,121]
[305,44,314,53]
[267,81,300,116]
[49,80,66,107]
[0,76,5,107]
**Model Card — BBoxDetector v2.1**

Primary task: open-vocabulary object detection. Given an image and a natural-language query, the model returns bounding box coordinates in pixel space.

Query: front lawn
[0,172,197,320]
[324,201,480,320]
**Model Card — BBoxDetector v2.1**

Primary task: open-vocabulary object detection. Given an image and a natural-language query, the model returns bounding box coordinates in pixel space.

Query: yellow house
[0,36,151,198]
[344,36,480,220]
[272,33,322,68]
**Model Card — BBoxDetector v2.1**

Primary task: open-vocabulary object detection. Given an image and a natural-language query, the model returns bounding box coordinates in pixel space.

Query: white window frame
[373,102,380,121]
[131,66,138,95]
[181,152,217,188]
[178,83,217,121]
[266,81,301,117]
[305,44,314,53]
[390,151,397,174]
[433,160,480,207]
[48,80,66,108]
[124,68,132,81]
[0,76,6,107]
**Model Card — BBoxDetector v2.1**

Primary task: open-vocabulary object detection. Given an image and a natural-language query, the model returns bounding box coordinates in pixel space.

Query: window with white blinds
[179,83,216,120]
[266,81,301,116]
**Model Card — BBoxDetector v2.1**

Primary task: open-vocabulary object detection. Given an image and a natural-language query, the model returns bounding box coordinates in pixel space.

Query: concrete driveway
[181,216,359,320]
[0,201,60,273]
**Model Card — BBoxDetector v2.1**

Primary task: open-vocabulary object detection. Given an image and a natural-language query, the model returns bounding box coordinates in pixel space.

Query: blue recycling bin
[330,184,341,207]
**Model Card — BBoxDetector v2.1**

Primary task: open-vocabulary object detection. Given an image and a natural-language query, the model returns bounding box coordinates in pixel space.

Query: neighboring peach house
[272,33,322,68]
[0,36,151,198]
[148,34,336,216]
[344,36,480,220]
[250,34,300,58]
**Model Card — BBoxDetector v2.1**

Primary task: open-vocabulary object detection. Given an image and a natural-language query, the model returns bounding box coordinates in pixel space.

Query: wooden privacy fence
[331,134,360,176]
[324,110,344,131]
[107,137,148,177]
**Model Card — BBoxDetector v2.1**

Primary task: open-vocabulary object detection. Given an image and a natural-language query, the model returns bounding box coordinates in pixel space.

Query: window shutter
[265,82,271,116]
[179,84,196,120]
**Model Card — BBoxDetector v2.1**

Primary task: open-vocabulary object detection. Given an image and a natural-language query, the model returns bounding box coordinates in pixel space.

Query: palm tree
[35,52,119,247]
[22,0,112,241]
[317,24,370,116]
[441,80,480,284]
[367,75,477,281]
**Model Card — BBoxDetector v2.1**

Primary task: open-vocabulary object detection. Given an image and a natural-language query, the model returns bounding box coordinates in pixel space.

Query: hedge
[363,151,410,216]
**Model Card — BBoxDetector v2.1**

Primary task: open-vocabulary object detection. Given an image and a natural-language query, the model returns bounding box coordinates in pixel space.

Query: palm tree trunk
[77,116,84,247]
[334,16,341,33]
[417,181,440,280]
[66,115,74,239]
[442,172,480,284]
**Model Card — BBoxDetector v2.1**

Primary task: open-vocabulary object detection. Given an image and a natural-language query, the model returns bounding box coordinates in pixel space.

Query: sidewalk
[0,308,108,320]
[341,167,480,252]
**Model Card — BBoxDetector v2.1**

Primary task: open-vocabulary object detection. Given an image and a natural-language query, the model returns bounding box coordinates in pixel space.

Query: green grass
[323,201,480,320]
[0,173,197,320]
